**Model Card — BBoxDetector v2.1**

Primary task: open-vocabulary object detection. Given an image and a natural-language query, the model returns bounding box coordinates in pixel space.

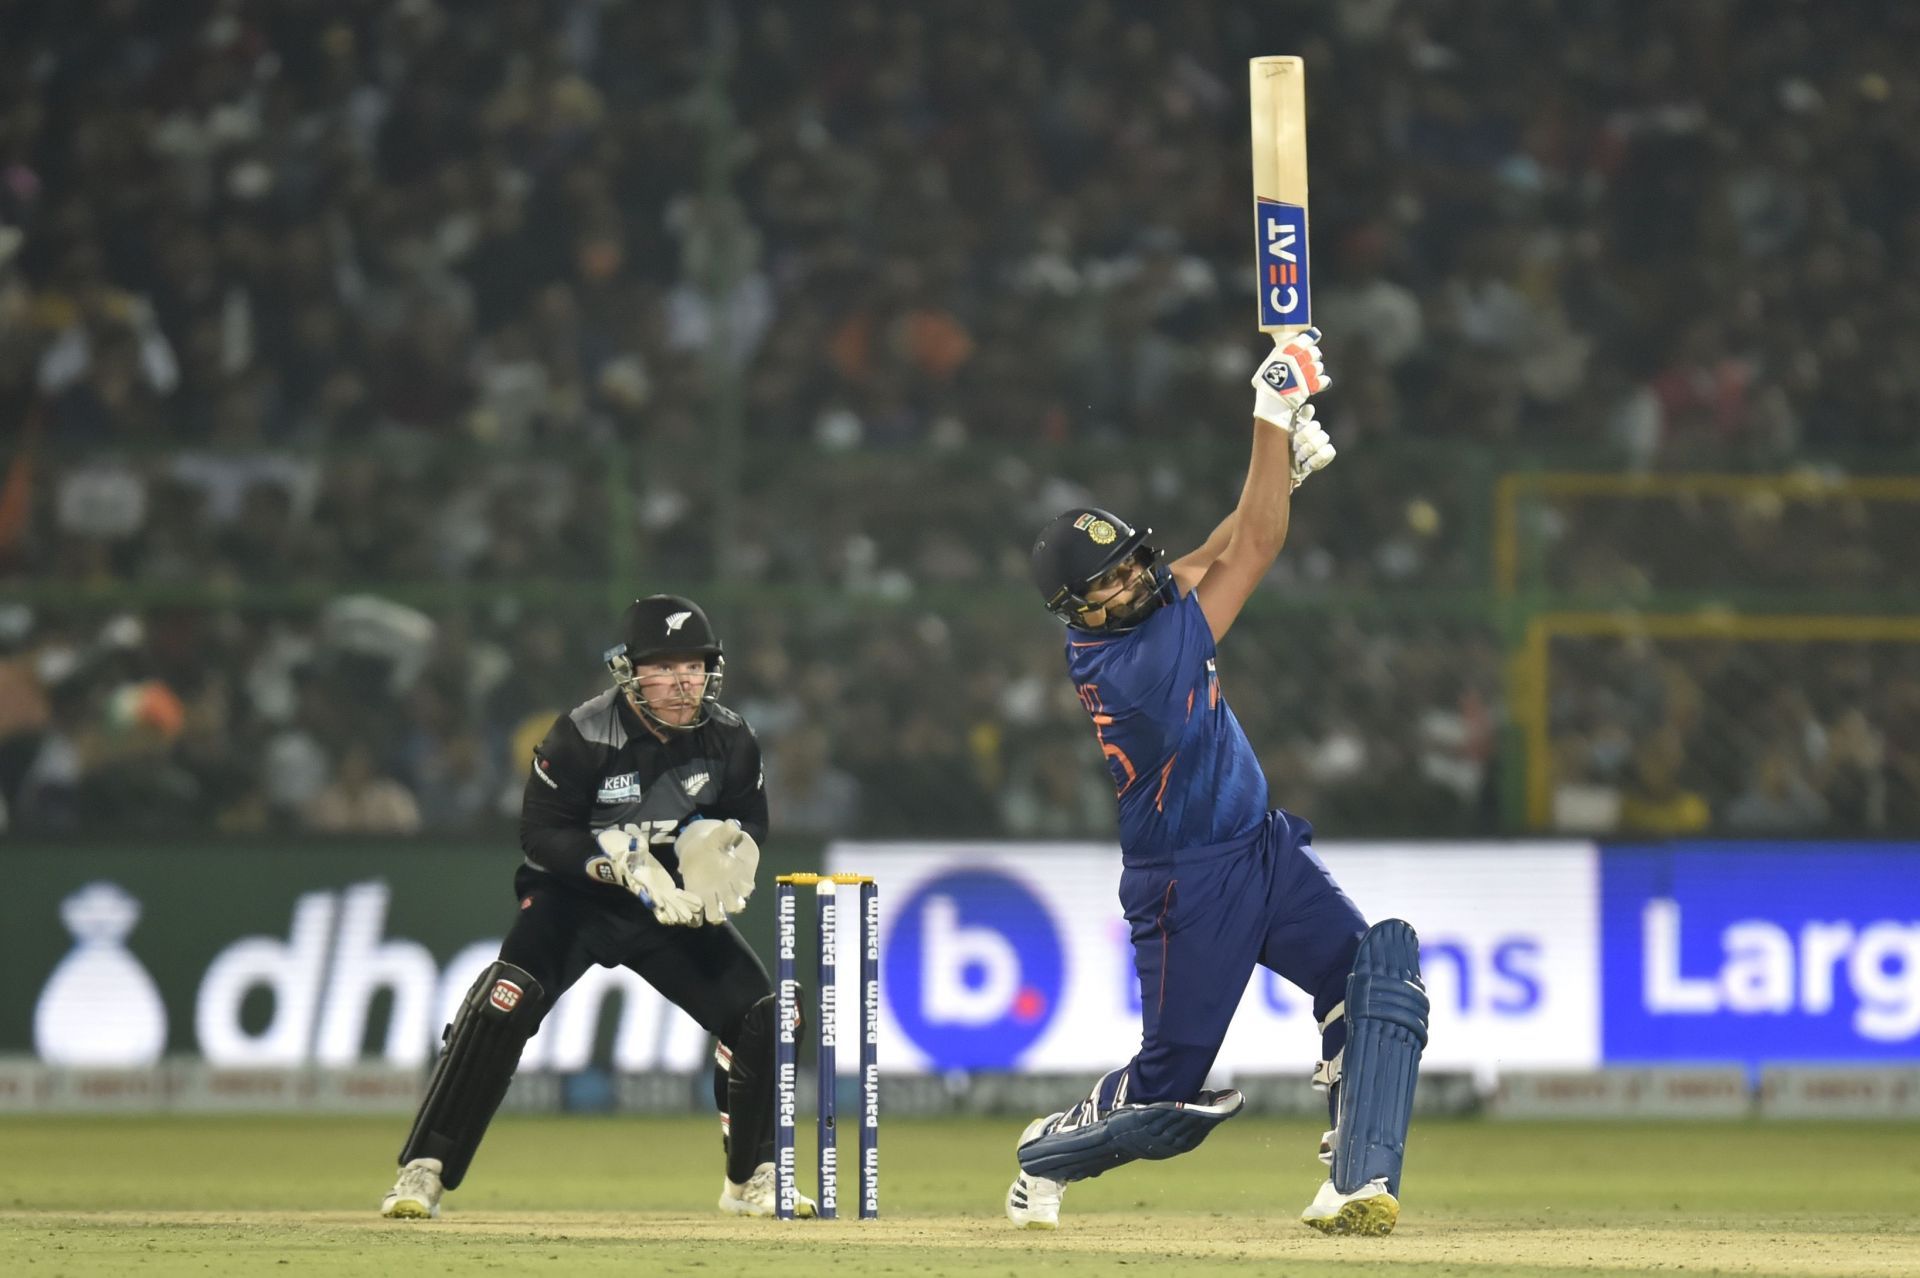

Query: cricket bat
[1250,56,1310,335]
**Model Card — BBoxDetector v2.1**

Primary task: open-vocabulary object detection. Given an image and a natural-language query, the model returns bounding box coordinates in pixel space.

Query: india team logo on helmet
[1073,513,1118,545]
[1031,507,1174,633]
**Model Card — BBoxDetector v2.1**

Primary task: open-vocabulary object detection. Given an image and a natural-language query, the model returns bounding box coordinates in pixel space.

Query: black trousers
[503,865,772,1038]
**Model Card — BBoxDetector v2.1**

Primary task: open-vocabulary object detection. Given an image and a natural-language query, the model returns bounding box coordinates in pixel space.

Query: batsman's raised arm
[1189,329,1335,642]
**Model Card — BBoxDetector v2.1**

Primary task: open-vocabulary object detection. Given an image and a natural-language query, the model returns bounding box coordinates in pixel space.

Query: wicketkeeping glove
[1251,326,1331,426]
[1287,403,1336,490]
[674,818,760,922]
[592,826,705,926]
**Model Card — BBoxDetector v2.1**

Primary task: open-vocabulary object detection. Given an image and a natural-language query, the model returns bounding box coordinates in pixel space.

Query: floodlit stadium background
[2,1,1917,1119]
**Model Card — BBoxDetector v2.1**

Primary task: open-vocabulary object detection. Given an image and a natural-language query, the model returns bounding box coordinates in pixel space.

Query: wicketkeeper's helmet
[604,594,725,730]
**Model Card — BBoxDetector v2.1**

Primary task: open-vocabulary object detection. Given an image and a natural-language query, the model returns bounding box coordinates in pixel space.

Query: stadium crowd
[2,0,1918,838]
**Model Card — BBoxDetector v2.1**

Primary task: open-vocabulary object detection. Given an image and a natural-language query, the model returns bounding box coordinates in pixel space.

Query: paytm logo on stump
[885,869,1064,1070]
[1602,844,1920,1064]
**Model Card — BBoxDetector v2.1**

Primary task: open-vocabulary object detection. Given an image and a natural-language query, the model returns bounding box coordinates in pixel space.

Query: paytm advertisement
[1601,843,1920,1064]
[825,841,1602,1080]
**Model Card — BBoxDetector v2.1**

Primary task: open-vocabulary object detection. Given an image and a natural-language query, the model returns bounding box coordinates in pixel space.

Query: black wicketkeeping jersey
[519,687,767,902]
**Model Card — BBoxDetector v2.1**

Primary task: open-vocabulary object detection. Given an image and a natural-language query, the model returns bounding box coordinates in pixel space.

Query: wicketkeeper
[380,594,816,1219]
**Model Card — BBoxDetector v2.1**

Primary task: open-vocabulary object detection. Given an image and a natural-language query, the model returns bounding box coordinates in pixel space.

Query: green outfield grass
[2,1114,1917,1276]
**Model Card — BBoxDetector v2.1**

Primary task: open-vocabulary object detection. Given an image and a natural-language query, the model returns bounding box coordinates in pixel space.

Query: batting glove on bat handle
[1252,326,1331,427]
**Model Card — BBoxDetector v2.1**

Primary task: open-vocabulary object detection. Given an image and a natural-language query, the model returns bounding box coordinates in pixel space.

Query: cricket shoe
[1300,1176,1399,1236]
[1005,1114,1066,1229]
[380,1157,444,1219]
[718,1162,818,1218]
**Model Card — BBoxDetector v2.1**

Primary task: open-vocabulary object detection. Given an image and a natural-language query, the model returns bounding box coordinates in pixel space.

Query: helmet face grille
[608,595,725,730]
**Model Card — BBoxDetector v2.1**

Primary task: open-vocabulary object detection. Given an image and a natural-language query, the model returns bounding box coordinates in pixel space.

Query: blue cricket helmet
[1029,507,1174,633]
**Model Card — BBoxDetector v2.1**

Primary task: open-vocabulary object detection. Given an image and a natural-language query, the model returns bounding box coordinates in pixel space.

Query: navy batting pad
[1332,919,1428,1196]
[1017,1089,1244,1184]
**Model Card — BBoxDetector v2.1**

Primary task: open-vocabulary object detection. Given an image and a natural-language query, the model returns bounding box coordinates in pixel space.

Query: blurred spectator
[1724,746,1829,834]
[3,1,1919,840]
[304,744,421,835]
[999,733,1112,839]
[1618,726,1711,836]
[763,725,860,838]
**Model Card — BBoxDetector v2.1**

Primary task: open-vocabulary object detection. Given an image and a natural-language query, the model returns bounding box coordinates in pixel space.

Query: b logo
[489,979,523,1013]
[885,869,1064,1070]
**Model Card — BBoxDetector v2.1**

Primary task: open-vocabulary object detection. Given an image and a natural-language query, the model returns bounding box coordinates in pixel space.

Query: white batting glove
[675,818,759,922]
[592,826,705,926]
[1251,326,1331,427]
[1287,403,1336,490]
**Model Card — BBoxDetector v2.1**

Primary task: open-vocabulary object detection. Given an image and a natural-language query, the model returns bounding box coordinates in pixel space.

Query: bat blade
[1250,56,1310,335]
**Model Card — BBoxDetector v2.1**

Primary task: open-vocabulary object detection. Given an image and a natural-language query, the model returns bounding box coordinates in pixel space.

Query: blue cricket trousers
[1118,809,1366,1103]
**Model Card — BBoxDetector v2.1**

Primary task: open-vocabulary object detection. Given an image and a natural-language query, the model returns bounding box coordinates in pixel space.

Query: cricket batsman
[380,595,816,1219]
[1007,330,1429,1236]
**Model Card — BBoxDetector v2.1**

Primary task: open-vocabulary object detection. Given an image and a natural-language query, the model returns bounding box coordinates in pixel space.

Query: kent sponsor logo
[1255,198,1309,328]
[596,772,641,803]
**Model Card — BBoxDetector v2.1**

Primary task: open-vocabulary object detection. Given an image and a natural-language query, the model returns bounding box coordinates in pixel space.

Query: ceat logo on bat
[489,979,523,1012]
[885,868,1064,1070]
[1255,198,1310,329]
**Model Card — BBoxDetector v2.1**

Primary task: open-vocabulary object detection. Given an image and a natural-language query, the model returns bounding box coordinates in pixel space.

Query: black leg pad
[721,993,782,1185]
[398,961,544,1189]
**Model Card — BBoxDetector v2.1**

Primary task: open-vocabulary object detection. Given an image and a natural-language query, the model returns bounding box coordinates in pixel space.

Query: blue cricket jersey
[1063,588,1271,860]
